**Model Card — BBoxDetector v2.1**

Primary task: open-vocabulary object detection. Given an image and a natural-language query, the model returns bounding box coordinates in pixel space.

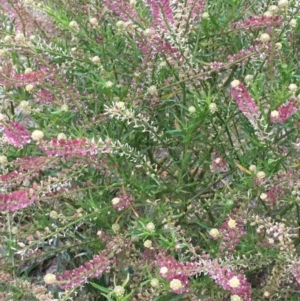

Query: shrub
[0,0,299,300]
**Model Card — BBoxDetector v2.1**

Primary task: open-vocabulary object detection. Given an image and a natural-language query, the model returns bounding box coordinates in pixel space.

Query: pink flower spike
[270,98,299,124]
[230,80,261,126]
[207,260,252,300]
[2,121,31,147]
[57,252,112,289]
[0,189,37,212]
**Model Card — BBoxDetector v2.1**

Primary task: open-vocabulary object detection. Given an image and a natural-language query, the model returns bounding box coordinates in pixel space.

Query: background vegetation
[0,0,299,300]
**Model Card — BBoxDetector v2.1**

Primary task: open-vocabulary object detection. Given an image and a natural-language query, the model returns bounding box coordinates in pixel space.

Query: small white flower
[209,228,220,238]
[275,42,282,50]
[24,68,33,74]
[160,267,168,275]
[143,240,152,248]
[231,294,243,301]
[259,33,270,43]
[91,56,100,64]
[288,83,298,93]
[31,130,44,141]
[256,171,266,179]
[112,223,120,233]
[105,81,113,88]
[170,279,183,291]
[113,286,125,297]
[111,197,120,205]
[231,80,240,88]
[268,5,278,14]
[69,20,79,31]
[147,85,157,96]
[188,106,196,114]
[270,110,279,119]
[0,155,8,165]
[49,210,59,219]
[25,84,34,92]
[278,0,289,9]
[260,193,268,200]
[201,12,210,19]
[146,222,155,232]
[289,19,297,27]
[228,218,237,229]
[11,226,18,234]
[245,74,254,85]
[116,20,125,30]
[263,11,273,17]
[44,273,57,284]
[150,278,159,288]
[249,165,257,173]
[89,17,98,26]
[209,103,217,113]
[143,28,153,38]
[15,33,25,43]
[57,133,67,141]
[228,276,240,288]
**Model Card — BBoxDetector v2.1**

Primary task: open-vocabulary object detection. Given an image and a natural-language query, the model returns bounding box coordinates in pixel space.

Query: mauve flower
[207,260,252,300]
[270,98,298,124]
[0,189,37,212]
[2,121,31,147]
[57,252,112,289]
[219,215,246,252]
[230,80,261,127]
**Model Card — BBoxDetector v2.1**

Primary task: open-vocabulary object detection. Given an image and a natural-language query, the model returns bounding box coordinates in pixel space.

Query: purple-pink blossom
[219,215,246,252]
[207,260,252,300]
[270,98,299,124]
[57,252,112,289]
[2,121,31,147]
[0,189,37,212]
[231,80,261,126]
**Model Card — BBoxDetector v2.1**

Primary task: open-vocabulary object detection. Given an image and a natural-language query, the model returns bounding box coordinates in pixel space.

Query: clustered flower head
[2,121,31,148]
[111,194,134,211]
[207,260,252,300]
[219,214,246,252]
[230,80,260,127]
[232,15,282,32]
[270,99,299,124]
[0,189,37,212]
[56,252,112,289]
[156,253,203,294]
[210,156,228,172]
[38,137,105,156]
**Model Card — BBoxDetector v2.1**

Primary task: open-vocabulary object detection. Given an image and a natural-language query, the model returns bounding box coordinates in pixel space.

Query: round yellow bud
[228,276,240,288]
[288,84,298,93]
[31,130,44,141]
[146,222,155,232]
[0,155,8,165]
[170,279,183,291]
[188,106,196,114]
[228,218,237,229]
[260,33,270,43]
[25,84,34,92]
[209,228,220,238]
[256,171,266,179]
[144,240,152,248]
[89,17,98,26]
[113,286,125,297]
[231,80,240,88]
[57,133,67,141]
[44,273,57,284]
